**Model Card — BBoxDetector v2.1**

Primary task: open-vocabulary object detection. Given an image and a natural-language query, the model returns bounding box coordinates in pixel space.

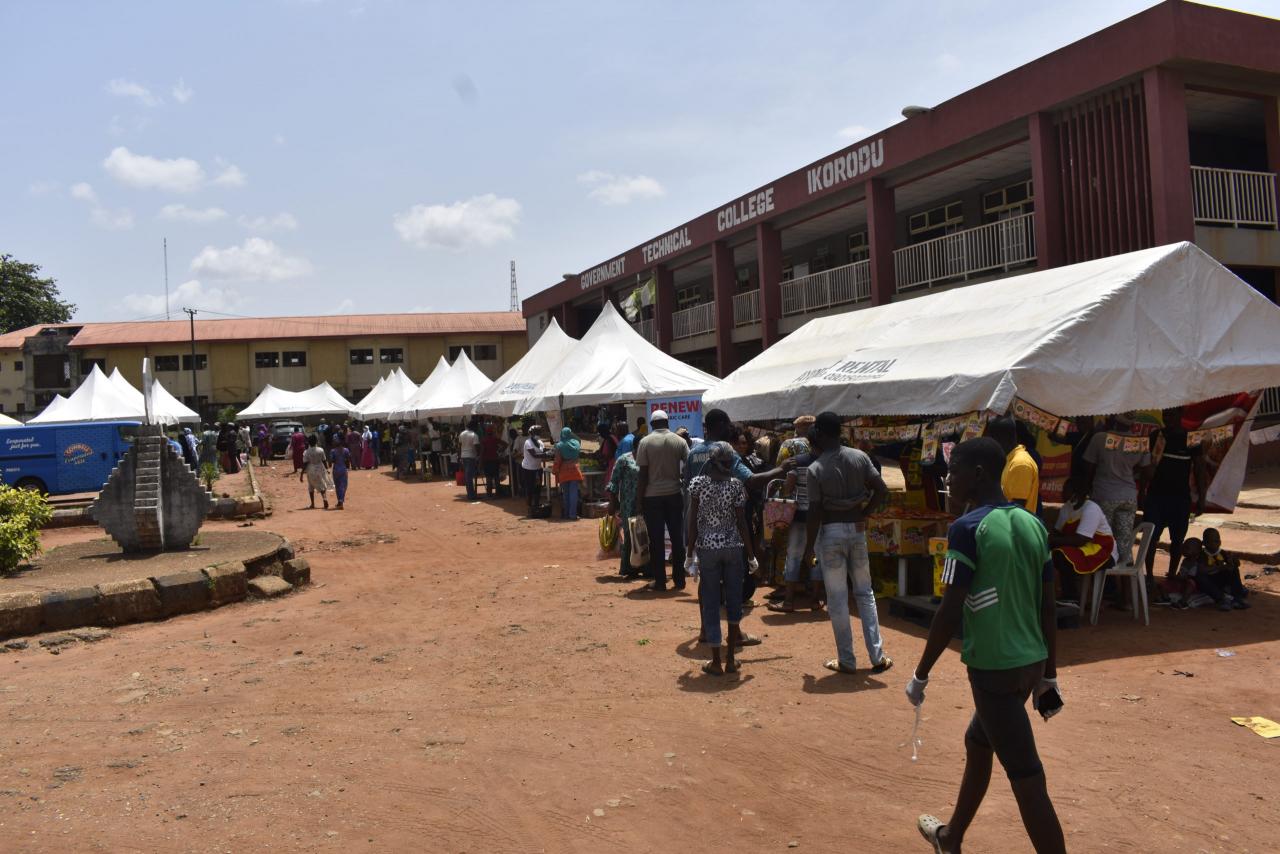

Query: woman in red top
[480,425,505,498]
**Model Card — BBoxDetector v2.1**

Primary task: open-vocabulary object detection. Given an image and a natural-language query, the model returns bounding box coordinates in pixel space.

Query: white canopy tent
[410,351,493,418]
[108,367,199,425]
[27,366,140,424]
[237,381,356,420]
[516,301,719,412]
[388,356,451,421]
[467,318,578,417]
[0,412,20,427]
[704,242,1280,420]
[356,368,420,420]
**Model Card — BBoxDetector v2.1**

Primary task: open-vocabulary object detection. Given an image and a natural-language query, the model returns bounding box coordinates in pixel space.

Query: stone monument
[90,358,212,552]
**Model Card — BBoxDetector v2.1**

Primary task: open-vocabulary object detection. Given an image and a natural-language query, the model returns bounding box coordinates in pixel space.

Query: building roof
[0,323,81,350]
[521,0,1280,317]
[62,312,526,348]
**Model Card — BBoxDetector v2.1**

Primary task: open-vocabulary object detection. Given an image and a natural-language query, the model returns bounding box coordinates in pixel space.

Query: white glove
[1034,677,1063,720]
[905,674,928,707]
[747,556,760,573]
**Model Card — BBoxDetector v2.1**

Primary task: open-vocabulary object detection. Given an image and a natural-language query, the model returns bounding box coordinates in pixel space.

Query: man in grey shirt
[802,411,893,675]
[636,410,690,591]
[1082,419,1154,565]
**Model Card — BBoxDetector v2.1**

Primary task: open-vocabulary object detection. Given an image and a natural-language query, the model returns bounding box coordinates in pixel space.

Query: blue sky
[3,0,1278,323]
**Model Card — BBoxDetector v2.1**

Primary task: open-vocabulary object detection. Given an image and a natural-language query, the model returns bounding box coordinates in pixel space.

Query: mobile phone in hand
[1035,687,1064,720]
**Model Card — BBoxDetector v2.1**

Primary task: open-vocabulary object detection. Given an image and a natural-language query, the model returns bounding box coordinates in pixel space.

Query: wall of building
[0,348,24,415]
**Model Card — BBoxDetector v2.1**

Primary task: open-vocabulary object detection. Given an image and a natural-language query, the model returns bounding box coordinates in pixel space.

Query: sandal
[701,661,723,676]
[917,814,946,853]
[824,659,857,675]
[766,601,795,613]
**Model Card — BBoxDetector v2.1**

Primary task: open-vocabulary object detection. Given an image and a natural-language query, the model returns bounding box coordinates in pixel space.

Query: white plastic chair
[1087,521,1154,626]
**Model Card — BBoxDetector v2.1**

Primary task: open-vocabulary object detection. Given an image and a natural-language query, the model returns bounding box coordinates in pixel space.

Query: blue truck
[0,421,140,495]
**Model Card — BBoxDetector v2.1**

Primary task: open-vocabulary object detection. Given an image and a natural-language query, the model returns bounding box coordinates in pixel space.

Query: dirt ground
[3,457,1278,852]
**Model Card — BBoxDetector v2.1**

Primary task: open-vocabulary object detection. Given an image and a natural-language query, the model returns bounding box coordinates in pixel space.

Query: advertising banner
[646,396,703,438]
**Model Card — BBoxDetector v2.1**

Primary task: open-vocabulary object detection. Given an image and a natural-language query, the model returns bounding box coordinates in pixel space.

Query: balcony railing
[733,290,760,326]
[781,259,871,316]
[631,318,656,344]
[1191,166,1278,228]
[894,212,1037,293]
[673,302,716,340]
[1259,387,1280,418]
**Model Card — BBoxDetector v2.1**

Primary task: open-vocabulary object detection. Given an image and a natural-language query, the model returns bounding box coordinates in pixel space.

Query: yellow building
[0,312,527,420]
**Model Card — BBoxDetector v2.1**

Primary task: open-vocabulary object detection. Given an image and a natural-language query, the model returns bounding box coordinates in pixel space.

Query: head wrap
[556,427,581,460]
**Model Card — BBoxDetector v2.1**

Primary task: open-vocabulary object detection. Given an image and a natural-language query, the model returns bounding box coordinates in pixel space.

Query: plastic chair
[1088,521,1154,626]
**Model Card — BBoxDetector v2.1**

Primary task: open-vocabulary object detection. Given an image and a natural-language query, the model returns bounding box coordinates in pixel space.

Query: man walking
[907,437,1065,854]
[458,420,480,501]
[801,412,893,675]
[636,410,689,591]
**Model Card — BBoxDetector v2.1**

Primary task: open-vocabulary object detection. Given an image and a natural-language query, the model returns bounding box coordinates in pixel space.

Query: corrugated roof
[0,323,82,350]
[63,312,526,348]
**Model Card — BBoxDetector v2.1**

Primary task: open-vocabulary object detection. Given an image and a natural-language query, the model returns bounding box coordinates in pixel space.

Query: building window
[352,388,371,401]
[379,348,404,364]
[80,357,107,374]
[908,200,964,240]
[848,230,869,263]
[182,395,209,410]
[16,402,24,413]
[154,355,180,371]
[675,287,702,310]
[255,352,281,368]
[13,361,23,371]
[0,403,4,412]
[447,345,471,361]
[349,348,374,365]
[781,256,794,283]
[982,179,1035,222]
[473,344,498,362]
[182,354,207,371]
[283,351,307,367]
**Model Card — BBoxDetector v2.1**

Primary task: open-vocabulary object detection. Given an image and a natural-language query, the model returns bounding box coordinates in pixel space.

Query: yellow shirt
[1001,444,1040,512]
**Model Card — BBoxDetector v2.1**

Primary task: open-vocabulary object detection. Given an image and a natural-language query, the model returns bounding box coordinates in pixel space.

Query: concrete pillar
[1143,67,1195,245]
[867,178,896,305]
[559,303,580,338]
[1265,96,1280,223]
[710,240,737,376]
[755,222,782,347]
[655,266,675,351]
[1029,112,1066,269]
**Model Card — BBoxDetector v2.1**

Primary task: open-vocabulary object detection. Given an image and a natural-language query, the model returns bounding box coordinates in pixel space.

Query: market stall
[387,356,451,422]
[467,318,577,417]
[355,368,419,420]
[27,365,141,424]
[108,367,199,425]
[237,381,356,420]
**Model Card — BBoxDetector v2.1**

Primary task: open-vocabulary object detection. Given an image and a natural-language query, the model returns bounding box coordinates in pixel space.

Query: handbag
[762,478,797,537]
[628,515,650,565]
[598,514,619,552]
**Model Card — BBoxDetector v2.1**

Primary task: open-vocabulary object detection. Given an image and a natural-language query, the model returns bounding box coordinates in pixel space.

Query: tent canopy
[516,301,719,412]
[356,368,420,419]
[468,318,577,416]
[237,381,355,420]
[0,412,20,426]
[28,366,139,424]
[413,351,492,418]
[389,357,451,421]
[704,242,1280,420]
[109,367,199,425]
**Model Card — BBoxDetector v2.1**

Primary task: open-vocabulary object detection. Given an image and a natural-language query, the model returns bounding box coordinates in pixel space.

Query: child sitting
[1177,535,1250,611]
[1048,476,1118,604]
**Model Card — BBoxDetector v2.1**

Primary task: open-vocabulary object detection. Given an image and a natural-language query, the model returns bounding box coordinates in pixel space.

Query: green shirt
[941,503,1051,670]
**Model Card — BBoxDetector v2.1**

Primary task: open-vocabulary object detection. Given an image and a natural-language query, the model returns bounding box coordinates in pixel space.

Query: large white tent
[237,382,356,420]
[410,351,493,418]
[0,412,20,427]
[468,319,578,417]
[515,301,719,413]
[108,367,199,425]
[704,242,1280,420]
[356,368,420,420]
[388,356,451,421]
[27,366,139,424]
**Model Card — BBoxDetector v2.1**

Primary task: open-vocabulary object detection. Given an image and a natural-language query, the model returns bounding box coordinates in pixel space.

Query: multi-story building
[522,1,1280,412]
[0,312,527,419]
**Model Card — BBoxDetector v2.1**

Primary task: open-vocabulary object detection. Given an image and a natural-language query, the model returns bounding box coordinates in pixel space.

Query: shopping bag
[628,516,650,566]
[598,514,619,553]
[762,478,796,537]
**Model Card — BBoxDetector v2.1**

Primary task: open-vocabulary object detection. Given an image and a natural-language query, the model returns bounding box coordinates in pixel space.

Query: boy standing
[907,438,1065,854]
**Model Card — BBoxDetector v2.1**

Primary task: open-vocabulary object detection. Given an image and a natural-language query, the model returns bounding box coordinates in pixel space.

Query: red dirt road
[4,461,1278,852]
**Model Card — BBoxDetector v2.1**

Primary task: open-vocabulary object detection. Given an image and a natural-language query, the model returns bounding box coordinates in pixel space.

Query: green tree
[0,254,76,334]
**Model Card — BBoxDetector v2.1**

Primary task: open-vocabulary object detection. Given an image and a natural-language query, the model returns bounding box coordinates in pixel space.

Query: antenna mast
[509,260,519,312]
[163,238,171,320]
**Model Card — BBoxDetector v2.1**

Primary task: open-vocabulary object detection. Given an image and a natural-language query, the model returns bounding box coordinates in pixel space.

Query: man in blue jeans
[636,410,689,592]
[801,411,893,675]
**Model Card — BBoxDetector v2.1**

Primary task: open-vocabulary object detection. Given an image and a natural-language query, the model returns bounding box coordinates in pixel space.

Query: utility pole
[183,308,199,419]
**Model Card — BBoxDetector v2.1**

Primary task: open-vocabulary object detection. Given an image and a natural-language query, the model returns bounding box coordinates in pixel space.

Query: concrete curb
[0,541,310,641]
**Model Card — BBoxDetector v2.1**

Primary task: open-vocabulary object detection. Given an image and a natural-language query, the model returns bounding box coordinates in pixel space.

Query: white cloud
[172,78,194,104]
[189,238,313,282]
[106,78,160,107]
[122,279,244,316]
[103,147,205,192]
[159,203,228,223]
[577,171,665,205]
[837,124,873,141]
[89,207,136,230]
[237,212,299,231]
[70,182,98,203]
[392,194,521,250]
[211,159,247,187]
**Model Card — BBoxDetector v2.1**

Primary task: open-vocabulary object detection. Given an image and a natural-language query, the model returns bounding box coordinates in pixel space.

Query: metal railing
[1191,166,1278,228]
[672,302,716,340]
[894,212,1037,292]
[1259,387,1280,418]
[631,318,656,344]
[780,259,871,316]
[733,290,760,326]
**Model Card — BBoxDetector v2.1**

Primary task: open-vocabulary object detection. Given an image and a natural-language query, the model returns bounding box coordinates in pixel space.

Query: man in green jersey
[906,437,1065,854]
